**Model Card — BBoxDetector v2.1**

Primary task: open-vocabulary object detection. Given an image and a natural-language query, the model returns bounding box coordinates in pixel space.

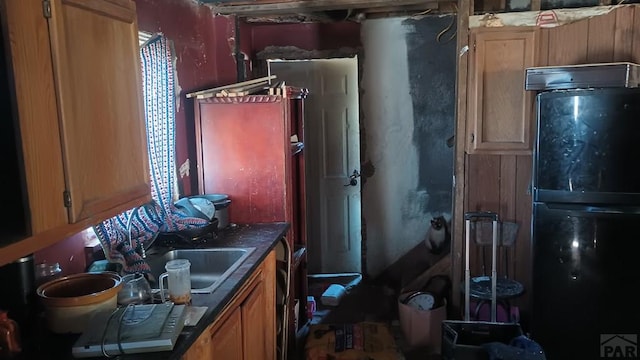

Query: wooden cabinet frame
[183,250,276,360]
[467,27,537,155]
[0,0,150,266]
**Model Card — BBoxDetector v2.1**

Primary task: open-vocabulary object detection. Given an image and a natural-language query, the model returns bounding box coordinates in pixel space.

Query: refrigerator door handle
[541,203,640,215]
[464,211,499,221]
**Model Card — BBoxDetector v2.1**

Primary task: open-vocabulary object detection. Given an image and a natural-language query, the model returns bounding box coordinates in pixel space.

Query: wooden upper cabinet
[467,27,537,154]
[46,0,150,222]
[0,0,150,264]
[2,0,67,236]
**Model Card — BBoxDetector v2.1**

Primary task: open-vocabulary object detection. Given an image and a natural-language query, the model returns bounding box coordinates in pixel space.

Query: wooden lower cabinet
[211,308,243,360]
[242,280,267,360]
[183,250,276,360]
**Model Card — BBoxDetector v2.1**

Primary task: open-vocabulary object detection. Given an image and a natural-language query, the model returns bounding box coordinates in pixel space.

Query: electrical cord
[119,307,130,356]
[100,304,136,358]
[100,308,117,357]
[408,2,457,43]
[410,8,433,19]
[100,306,123,358]
[437,2,458,43]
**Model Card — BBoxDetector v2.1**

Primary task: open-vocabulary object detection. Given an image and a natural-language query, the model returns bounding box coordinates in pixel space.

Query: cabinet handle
[43,0,51,18]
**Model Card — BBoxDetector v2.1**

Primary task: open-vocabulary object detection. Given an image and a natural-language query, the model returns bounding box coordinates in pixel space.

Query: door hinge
[43,0,51,18]
[63,190,71,208]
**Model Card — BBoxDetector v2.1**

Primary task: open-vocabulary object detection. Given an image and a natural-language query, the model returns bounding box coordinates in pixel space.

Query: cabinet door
[181,286,247,360]
[46,0,150,222]
[182,327,213,360]
[243,249,276,360]
[242,280,267,360]
[467,27,537,154]
[182,249,276,360]
[195,97,290,225]
[2,0,68,236]
[211,305,244,360]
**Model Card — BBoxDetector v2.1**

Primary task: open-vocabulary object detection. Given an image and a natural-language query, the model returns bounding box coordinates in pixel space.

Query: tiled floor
[298,275,441,360]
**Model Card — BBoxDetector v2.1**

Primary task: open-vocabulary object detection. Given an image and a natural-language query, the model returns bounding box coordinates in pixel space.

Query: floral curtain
[93,34,207,274]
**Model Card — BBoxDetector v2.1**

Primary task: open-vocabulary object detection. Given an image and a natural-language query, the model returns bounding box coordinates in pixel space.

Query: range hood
[525,62,640,91]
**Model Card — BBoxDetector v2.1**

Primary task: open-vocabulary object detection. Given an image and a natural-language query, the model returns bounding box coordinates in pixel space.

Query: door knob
[344,170,360,187]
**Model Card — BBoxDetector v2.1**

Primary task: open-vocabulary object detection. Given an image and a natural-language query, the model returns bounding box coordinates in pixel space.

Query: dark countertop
[17,222,289,360]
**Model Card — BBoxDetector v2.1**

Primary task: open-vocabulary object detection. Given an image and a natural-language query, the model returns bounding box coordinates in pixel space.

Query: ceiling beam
[208,0,442,15]
[362,3,440,13]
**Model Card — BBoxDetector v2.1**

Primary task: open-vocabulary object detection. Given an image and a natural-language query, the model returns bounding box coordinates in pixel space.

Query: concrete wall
[248,16,456,279]
[361,15,456,278]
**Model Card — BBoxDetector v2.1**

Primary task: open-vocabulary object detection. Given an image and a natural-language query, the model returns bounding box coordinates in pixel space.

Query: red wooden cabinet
[193,86,309,358]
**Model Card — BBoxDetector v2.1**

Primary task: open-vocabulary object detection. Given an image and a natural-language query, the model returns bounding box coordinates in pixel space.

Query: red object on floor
[307,296,317,320]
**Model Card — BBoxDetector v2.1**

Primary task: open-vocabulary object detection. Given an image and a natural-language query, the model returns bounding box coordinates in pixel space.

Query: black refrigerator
[532,86,640,359]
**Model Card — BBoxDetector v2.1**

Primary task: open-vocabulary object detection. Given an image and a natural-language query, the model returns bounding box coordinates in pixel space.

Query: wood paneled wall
[464,155,533,316]
[541,5,640,65]
[454,4,640,321]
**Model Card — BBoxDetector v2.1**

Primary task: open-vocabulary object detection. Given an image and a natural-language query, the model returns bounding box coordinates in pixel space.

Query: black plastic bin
[441,320,523,360]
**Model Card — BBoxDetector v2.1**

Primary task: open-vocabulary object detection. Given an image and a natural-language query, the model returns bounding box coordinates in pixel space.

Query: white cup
[159,259,191,304]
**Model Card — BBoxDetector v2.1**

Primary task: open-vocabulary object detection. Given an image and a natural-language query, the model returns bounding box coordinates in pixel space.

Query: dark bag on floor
[482,335,546,360]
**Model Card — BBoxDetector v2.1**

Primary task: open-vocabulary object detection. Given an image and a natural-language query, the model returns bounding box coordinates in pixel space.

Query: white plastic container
[159,259,191,305]
[320,284,346,307]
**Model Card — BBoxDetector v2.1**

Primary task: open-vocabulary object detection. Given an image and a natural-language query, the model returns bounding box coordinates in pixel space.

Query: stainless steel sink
[146,247,255,294]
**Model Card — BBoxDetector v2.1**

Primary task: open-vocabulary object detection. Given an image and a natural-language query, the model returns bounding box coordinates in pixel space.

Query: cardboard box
[398,293,447,352]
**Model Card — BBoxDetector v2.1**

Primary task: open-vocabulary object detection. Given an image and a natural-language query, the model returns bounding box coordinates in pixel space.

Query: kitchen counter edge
[20,222,289,360]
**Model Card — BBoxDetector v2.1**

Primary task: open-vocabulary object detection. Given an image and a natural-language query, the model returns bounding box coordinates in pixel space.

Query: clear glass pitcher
[159,259,191,304]
[117,273,151,305]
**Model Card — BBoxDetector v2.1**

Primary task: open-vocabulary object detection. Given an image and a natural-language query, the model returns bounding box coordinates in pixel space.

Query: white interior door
[268,58,361,274]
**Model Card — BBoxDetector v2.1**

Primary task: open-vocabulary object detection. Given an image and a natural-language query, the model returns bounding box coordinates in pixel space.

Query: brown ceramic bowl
[36,272,122,333]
